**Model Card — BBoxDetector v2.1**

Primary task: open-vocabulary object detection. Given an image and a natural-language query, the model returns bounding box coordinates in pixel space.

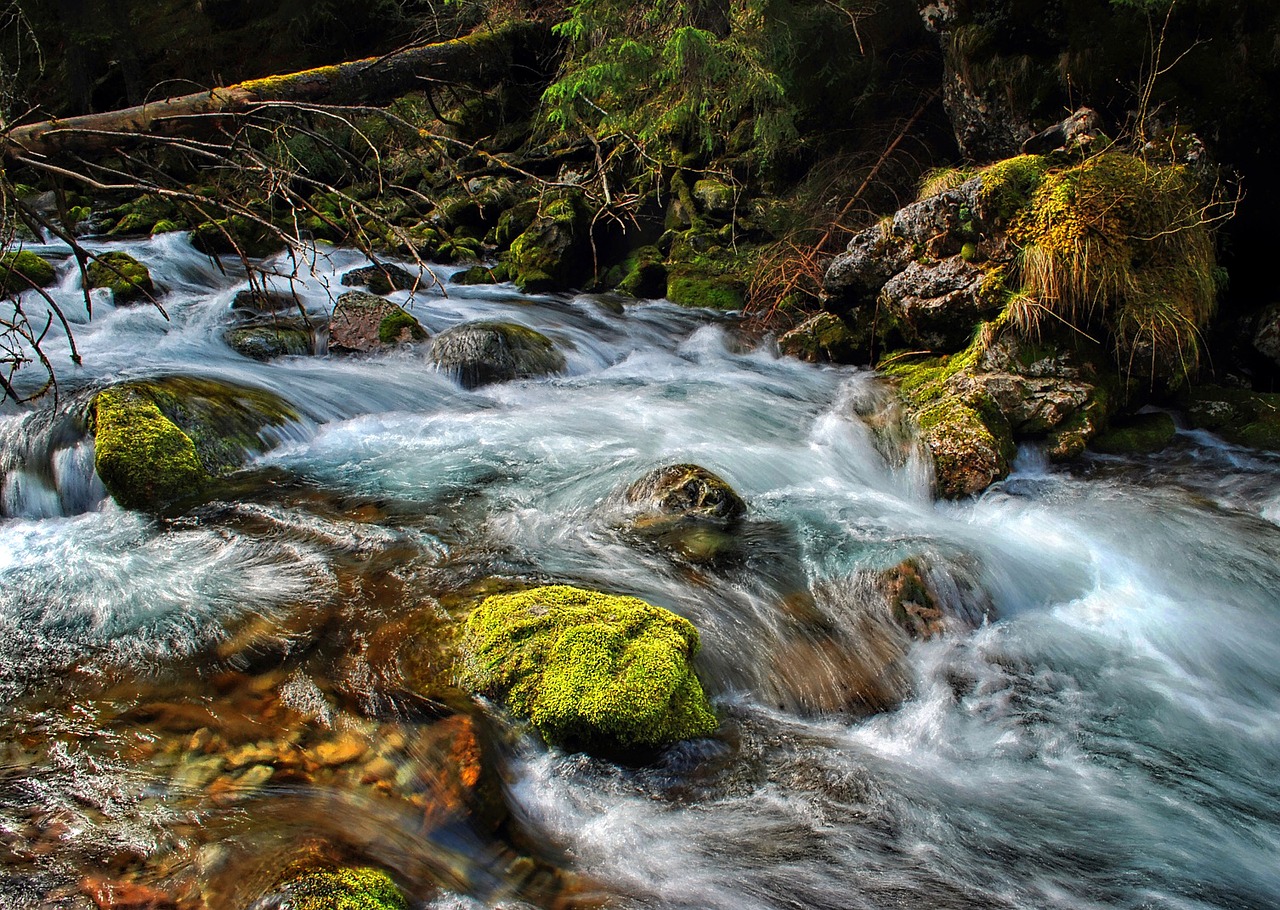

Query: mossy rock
[273,866,406,910]
[340,263,422,295]
[505,191,590,293]
[778,312,865,364]
[665,272,745,310]
[429,320,565,389]
[107,194,182,236]
[330,291,427,353]
[190,216,284,258]
[0,250,56,294]
[91,387,207,511]
[1092,411,1177,455]
[90,376,300,511]
[613,246,667,299]
[692,178,735,219]
[225,324,314,360]
[450,265,502,286]
[231,289,300,314]
[459,585,718,752]
[85,251,154,304]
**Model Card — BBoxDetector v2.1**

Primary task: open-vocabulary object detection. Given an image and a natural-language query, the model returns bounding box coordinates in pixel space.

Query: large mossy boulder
[459,585,718,752]
[85,251,154,304]
[190,215,285,259]
[1181,385,1280,450]
[1092,411,1178,455]
[329,291,427,354]
[505,191,591,293]
[429,320,565,389]
[0,250,56,295]
[225,324,315,360]
[268,866,406,910]
[90,377,299,511]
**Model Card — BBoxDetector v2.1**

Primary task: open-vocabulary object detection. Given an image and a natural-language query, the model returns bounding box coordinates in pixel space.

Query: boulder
[1251,302,1280,369]
[231,289,300,314]
[225,324,315,360]
[340,263,422,294]
[778,312,866,364]
[880,256,999,349]
[623,463,746,525]
[458,585,717,751]
[90,376,300,511]
[85,251,154,304]
[1092,411,1177,455]
[1181,384,1280,450]
[505,191,591,293]
[0,250,56,295]
[190,216,284,258]
[428,320,565,388]
[329,291,427,353]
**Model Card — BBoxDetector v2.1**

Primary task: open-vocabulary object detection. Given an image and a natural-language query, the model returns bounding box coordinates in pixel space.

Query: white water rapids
[1,236,1278,909]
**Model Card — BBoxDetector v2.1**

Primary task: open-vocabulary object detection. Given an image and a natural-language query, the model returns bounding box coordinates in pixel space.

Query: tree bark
[2,21,549,160]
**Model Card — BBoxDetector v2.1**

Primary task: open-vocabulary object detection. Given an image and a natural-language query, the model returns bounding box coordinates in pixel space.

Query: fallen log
[2,21,548,160]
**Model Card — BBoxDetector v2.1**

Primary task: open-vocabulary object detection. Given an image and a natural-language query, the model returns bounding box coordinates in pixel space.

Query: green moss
[979,154,1049,222]
[278,867,406,910]
[1092,411,1177,454]
[1183,385,1280,451]
[85,251,154,304]
[460,585,717,751]
[376,309,427,344]
[615,246,668,299]
[91,388,208,511]
[0,250,56,294]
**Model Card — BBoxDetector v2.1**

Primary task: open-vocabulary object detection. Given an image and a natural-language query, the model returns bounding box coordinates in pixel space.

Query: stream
[1,235,1279,909]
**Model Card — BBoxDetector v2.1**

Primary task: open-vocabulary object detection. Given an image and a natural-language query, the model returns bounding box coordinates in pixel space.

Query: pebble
[311,734,368,767]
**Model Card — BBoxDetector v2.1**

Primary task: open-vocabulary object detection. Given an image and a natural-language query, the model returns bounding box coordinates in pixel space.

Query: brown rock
[311,733,368,767]
[82,877,178,910]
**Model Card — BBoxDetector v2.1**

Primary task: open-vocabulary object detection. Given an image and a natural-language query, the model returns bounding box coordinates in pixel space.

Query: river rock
[0,250,56,294]
[85,251,154,304]
[225,323,316,360]
[231,289,301,314]
[428,320,565,388]
[777,312,866,364]
[340,263,422,294]
[90,376,300,511]
[505,189,591,293]
[459,585,717,752]
[82,877,179,910]
[329,291,427,353]
[1092,411,1177,455]
[624,463,746,525]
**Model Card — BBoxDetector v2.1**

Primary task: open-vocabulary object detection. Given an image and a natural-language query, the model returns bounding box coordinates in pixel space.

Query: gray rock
[429,320,565,388]
[881,256,993,349]
[1252,303,1280,368]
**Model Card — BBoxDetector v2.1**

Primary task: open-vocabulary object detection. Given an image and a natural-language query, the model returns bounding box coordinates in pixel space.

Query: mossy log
[2,22,548,159]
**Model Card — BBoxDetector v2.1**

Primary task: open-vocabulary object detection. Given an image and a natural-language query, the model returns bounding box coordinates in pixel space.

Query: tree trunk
[3,21,549,160]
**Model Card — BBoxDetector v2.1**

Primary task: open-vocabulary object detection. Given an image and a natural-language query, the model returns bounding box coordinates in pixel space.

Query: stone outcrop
[428,320,565,388]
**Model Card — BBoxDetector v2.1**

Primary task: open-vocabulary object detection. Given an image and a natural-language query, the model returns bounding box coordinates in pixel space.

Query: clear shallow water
[1,237,1279,909]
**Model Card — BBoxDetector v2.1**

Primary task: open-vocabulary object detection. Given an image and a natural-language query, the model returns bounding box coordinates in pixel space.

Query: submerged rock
[329,291,427,353]
[226,324,315,360]
[428,320,565,388]
[0,250,55,295]
[85,251,154,304]
[90,376,300,511]
[459,585,717,752]
[619,464,747,562]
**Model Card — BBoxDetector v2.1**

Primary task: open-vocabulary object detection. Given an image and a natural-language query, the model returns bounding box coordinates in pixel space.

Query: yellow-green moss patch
[0,250,56,294]
[91,388,207,511]
[85,251,154,304]
[459,585,717,751]
[277,866,406,910]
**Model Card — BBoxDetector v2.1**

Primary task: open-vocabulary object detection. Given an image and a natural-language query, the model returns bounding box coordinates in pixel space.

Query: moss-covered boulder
[272,867,406,910]
[428,320,565,389]
[459,585,717,752]
[505,191,590,293]
[85,251,154,304]
[1092,411,1178,455]
[329,291,427,354]
[778,312,866,364]
[611,245,667,299]
[665,271,745,310]
[340,263,423,295]
[0,250,56,295]
[90,377,299,511]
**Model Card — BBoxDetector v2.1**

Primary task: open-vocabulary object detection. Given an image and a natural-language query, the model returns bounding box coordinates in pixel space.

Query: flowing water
[1,236,1279,909]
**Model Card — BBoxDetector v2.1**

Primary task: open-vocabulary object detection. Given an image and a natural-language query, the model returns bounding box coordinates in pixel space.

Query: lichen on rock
[459,585,718,752]
[330,291,426,353]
